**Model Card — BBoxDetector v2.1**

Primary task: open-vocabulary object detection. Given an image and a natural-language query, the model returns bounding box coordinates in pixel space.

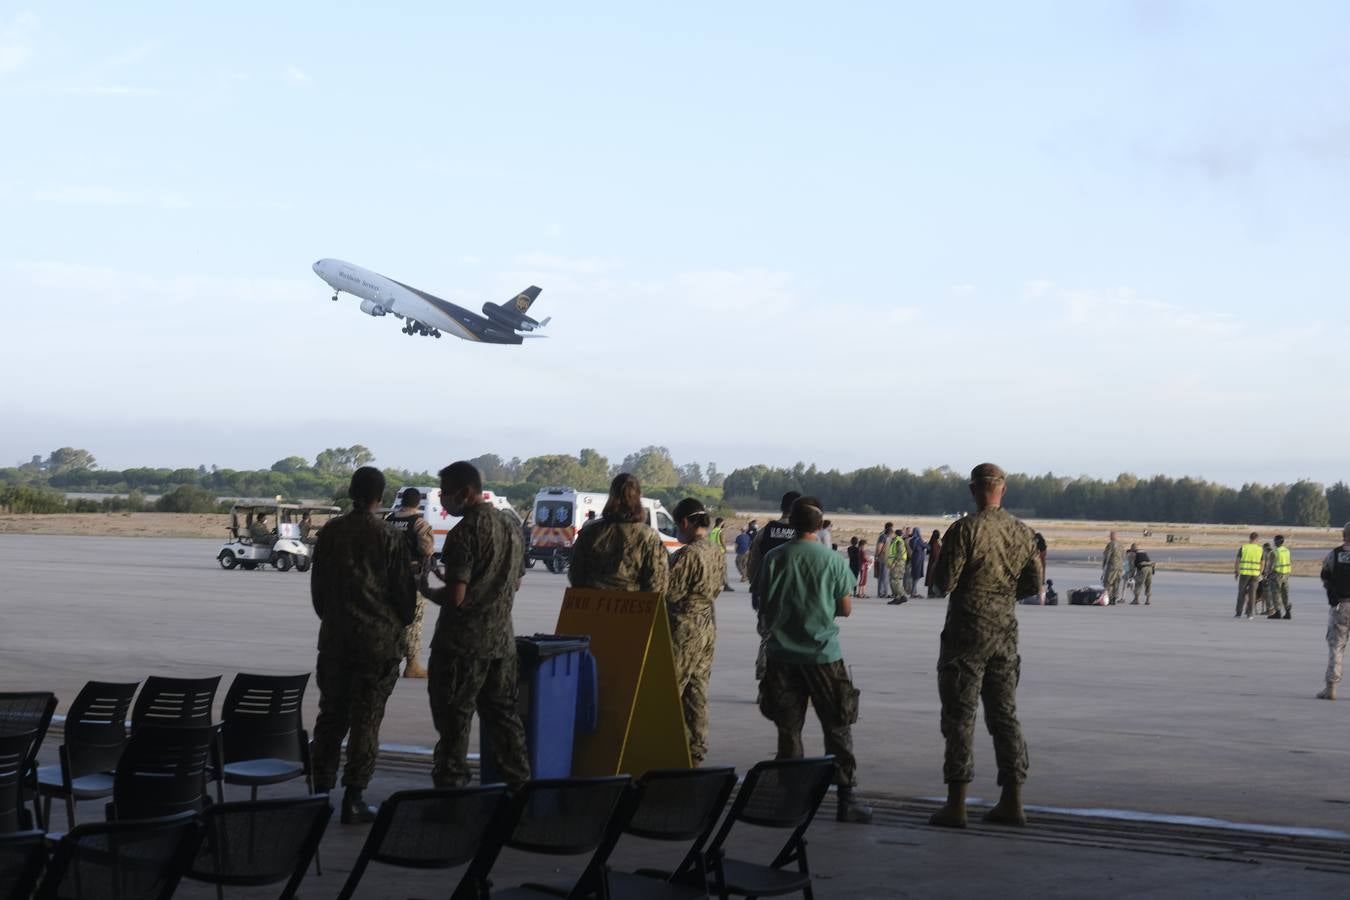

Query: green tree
[0,484,68,513]
[1283,480,1330,527]
[576,449,610,489]
[520,454,584,486]
[270,456,311,474]
[155,484,221,513]
[618,446,680,488]
[677,462,705,487]
[314,445,375,475]
[1328,482,1350,527]
[44,447,97,474]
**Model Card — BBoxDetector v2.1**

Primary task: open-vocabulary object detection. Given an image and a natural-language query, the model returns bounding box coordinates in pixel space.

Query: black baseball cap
[672,498,711,525]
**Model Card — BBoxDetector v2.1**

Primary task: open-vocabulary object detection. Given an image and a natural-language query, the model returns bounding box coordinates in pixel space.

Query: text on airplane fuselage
[338,270,380,291]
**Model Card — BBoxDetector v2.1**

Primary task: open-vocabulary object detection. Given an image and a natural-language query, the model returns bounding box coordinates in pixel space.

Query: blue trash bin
[481,634,598,782]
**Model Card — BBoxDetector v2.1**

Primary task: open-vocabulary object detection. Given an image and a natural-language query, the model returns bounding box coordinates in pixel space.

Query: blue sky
[2,1,1348,486]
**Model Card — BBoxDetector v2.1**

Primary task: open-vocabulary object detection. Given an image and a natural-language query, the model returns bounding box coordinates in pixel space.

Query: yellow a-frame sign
[556,588,691,776]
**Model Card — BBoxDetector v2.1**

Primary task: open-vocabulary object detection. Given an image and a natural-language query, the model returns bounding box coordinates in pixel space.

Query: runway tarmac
[2,533,1347,833]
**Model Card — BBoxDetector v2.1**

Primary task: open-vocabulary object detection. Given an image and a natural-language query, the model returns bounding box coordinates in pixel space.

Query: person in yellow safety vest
[886,532,909,606]
[1266,535,1293,620]
[1235,532,1263,619]
[709,517,735,592]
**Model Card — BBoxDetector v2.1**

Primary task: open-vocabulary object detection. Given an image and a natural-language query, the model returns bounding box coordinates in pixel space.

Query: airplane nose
[312,260,323,275]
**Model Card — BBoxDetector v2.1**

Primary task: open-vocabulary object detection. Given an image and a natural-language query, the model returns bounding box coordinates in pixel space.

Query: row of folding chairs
[0,674,314,833]
[340,755,838,900]
[0,794,330,900]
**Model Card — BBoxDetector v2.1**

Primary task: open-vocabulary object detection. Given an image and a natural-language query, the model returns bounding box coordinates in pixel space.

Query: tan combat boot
[1315,681,1337,700]
[928,783,968,828]
[984,783,1028,826]
[403,658,428,679]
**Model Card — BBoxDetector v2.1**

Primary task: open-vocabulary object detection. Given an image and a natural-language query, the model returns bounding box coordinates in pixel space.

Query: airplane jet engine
[359,299,388,317]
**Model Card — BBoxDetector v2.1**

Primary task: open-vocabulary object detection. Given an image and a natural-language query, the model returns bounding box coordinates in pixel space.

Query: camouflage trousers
[1326,601,1350,685]
[1104,567,1123,604]
[758,658,860,787]
[405,597,427,662]
[670,605,717,765]
[754,610,770,681]
[1236,575,1260,616]
[1267,573,1291,616]
[1133,567,1154,604]
[427,650,531,788]
[937,635,1028,786]
[311,652,401,790]
[735,554,749,582]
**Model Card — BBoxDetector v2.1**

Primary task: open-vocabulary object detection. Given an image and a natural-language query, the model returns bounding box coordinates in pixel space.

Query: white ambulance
[392,485,521,556]
[528,486,680,573]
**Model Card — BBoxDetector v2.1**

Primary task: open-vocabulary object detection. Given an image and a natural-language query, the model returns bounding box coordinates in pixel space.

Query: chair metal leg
[250,785,258,802]
[307,771,323,876]
[64,795,76,830]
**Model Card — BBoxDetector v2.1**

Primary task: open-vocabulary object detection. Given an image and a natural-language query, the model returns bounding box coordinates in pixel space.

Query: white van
[529,486,680,573]
[392,485,520,556]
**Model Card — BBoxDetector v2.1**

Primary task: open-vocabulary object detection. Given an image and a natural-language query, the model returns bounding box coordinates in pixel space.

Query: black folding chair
[528,767,737,900]
[337,785,510,900]
[35,811,199,900]
[186,795,331,899]
[130,676,220,731]
[33,681,138,830]
[453,776,632,900]
[0,732,37,834]
[218,673,313,801]
[0,691,57,829]
[696,757,836,900]
[108,725,216,822]
[0,830,47,900]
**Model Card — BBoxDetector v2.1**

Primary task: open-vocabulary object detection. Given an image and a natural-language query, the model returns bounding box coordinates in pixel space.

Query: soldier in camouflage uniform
[419,462,531,788]
[665,498,725,766]
[386,488,436,678]
[568,473,670,594]
[310,467,416,824]
[1102,531,1124,604]
[929,463,1042,829]
[756,496,872,824]
[886,531,909,606]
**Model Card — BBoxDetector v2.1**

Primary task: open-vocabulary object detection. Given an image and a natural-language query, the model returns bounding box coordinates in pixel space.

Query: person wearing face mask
[419,461,531,789]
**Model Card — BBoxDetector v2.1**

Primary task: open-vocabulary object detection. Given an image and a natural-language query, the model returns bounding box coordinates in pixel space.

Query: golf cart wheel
[218,553,238,570]
[240,561,257,570]
[524,557,536,569]
[549,552,568,574]
[273,552,293,572]
[294,555,311,573]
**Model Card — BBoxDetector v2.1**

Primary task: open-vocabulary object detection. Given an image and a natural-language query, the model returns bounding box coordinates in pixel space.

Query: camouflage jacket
[311,509,416,661]
[934,507,1041,649]
[433,504,523,659]
[666,537,725,617]
[568,518,670,594]
[1102,540,1123,572]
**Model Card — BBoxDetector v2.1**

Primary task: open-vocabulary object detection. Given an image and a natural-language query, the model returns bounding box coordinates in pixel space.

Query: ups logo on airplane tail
[514,293,531,312]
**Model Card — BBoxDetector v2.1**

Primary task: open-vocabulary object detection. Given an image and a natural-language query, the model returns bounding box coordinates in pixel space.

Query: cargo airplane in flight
[311,258,548,344]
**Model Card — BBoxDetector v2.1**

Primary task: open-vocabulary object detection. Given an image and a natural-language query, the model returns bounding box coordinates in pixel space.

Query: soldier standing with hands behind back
[929,464,1042,829]
[386,487,436,678]
[1102,531,1124,605]
[310,467,416,824]
[665,498,725,766]
[419,462,531,787]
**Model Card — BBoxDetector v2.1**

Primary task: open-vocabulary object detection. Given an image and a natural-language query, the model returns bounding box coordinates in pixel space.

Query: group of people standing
[1234,532,1294,620]
[1101,531,1157,605]
[307,461,1045,834]
[842,524,943,603]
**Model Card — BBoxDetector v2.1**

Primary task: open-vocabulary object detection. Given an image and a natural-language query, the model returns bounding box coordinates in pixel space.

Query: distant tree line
[721,464,1348,527]
[4,446,1346,527]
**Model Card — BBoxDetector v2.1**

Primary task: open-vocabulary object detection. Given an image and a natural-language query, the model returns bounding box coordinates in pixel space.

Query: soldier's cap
[399,487,422,508]
[969,463,1006,485]
[672,497,711,525]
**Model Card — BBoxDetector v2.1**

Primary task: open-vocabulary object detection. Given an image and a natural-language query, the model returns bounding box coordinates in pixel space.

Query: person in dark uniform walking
[745,491,802,680]
[310,467,416,823]
[419,462,531,788]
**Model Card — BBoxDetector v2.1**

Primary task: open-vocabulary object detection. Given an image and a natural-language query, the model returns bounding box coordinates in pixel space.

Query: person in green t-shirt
[754,495,873,825]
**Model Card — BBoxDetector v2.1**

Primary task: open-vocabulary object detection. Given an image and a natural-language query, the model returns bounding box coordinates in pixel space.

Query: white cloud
[284,65,310,85]
[0,43,29,73]
[37,185,190,208]
[58,84,163,97]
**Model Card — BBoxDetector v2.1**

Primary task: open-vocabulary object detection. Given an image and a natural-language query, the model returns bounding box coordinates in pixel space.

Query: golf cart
[217,503,339,572]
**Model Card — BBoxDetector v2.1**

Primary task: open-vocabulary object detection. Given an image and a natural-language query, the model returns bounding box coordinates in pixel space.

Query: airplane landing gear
[331,293,338,302]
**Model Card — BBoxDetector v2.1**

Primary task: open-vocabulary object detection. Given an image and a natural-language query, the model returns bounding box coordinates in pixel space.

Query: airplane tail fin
[508,286,543,316]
